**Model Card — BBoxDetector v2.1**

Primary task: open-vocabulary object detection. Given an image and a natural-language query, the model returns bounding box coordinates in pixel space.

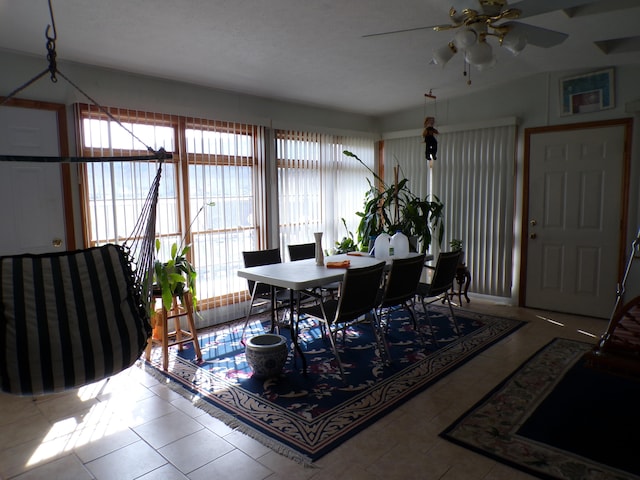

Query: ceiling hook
[45,0,57,42]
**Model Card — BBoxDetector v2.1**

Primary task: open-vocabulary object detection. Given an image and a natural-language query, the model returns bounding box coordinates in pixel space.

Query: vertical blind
[276,131,375,259]
[383,122,516,298]
[77,105,267,323]
[76,105,377,323]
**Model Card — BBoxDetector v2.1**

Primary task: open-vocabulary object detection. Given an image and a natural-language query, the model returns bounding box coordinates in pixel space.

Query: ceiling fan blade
[362,24,445,38]
[502,21,568,48]
[513,0,601,19]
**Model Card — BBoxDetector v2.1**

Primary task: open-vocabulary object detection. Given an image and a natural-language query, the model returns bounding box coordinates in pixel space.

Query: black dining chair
[288,242,316,261]
[288,242,340,298]
[297,261,388,382]
[241,248,291,341]
[376,254,426,331]
[415,250,463,346]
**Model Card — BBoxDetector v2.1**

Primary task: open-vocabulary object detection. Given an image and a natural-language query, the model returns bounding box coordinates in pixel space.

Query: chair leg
[445,295,462,337]
[240,283,260,345]
[325,322,346,382]
[371,310,391,364]
[406,301,418,329]
[420,298,440,348]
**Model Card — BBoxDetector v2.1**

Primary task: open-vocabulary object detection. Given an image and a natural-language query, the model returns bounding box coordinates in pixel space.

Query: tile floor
[0,299,608,480]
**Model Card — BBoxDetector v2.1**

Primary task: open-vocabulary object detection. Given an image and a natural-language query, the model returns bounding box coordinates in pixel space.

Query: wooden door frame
[0,97,76,250]
[518,118,633,307]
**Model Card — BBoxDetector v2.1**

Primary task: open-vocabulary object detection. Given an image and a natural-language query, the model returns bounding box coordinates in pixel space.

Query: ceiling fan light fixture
[453,28,477,49]
[501,26,527,55]
[433,42,457,67]
[464,39,493,66]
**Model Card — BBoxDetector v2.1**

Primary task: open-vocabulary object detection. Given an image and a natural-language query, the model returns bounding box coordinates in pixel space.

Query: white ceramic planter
[245,334,288,378]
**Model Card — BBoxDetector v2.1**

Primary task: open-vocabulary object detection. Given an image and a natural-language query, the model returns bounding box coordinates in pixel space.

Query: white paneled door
[524,122,629,318]
[0,105,67,256]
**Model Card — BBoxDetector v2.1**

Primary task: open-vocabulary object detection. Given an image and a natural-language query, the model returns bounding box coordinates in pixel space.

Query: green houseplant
[450,239,463,251]
[343,150,444,253]
[334,218,359,254]
[153,201,215,313]
[154,240,198,313]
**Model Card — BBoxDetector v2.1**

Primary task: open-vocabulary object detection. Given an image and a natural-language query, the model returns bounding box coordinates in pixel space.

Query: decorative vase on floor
[245,334,288,378]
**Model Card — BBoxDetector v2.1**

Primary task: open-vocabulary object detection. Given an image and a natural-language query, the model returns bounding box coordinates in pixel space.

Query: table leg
[289,290,308,374]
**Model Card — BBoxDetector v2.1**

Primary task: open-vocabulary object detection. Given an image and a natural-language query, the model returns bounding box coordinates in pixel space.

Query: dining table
[237,251,432,373]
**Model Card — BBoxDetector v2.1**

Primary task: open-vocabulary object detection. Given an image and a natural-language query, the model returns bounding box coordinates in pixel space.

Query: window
[77,105,376,322]
[276,130,375,258]
[77,106,265,323]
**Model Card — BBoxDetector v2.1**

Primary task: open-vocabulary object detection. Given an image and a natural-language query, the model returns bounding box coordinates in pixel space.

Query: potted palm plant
[344,150,444,253]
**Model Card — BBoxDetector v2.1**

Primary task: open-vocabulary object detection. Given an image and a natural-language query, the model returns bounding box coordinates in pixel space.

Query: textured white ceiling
[1,0,639,116]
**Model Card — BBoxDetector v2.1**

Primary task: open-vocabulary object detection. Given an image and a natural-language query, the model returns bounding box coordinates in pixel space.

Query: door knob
[530,220,537,226]
[52,238,63,247]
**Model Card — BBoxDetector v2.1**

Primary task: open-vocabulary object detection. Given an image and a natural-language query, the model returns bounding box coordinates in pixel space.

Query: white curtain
[383,122,516,298]
[276,131,375,259]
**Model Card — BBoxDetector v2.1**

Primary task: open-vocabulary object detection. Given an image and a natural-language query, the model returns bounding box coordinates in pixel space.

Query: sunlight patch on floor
[27,381,127,468]
[536,315,565,327]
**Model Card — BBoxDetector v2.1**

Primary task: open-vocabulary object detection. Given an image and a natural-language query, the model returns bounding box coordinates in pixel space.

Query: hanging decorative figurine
[423,121,438,161]
[422,90,438,168]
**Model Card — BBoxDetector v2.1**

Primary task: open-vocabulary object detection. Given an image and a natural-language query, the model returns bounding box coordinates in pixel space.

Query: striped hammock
[0,160,163,395]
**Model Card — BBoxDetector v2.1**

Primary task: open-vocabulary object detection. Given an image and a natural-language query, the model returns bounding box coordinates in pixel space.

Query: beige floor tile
[187,449,272,480]
[158,427,234,474]
[73,427,140,463]
[223,429,273,459]
[137,463,189,479]
[9,454,92,480]
[0,411,51,451]
[84,440,167,480]
[134,409,204,450]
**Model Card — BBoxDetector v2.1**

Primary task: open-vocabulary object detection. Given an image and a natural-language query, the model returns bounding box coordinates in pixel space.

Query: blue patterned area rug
[143,306,524,463]
[441,338,640,480]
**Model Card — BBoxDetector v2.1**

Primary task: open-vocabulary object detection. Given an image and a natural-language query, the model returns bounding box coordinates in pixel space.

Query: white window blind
[77,105,266,323]
[275,131,375,258]
[383,123,516,298]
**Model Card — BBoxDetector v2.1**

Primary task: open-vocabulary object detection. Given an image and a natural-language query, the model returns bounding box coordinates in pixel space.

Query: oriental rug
[441,337,640,480]
[142,306,523,463]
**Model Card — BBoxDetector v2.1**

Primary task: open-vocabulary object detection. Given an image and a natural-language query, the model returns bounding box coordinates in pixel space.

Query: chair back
[333,261,385,324]
[428,250,462,296]
[379,254,426,308]
[288,242,315,261]
[242,248,282,295]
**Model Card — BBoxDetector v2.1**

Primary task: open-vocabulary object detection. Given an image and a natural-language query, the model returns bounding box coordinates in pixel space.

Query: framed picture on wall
[560,68,614,115]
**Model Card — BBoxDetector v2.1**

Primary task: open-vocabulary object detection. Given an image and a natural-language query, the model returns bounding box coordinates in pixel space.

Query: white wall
[0,49,378,136]
[379,66,640,305]
[4,48,640,306]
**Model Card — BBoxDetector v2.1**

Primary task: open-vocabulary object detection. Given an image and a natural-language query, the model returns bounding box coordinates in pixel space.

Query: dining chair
[376,253,426,331]
[415,250,463,346]
[241,248,291,341]
[297,261,387,382]
[288,242,340,298]
[288,242,316,261]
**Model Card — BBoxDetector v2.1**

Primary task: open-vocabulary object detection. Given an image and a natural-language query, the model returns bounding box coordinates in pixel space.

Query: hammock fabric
[0,244,151,394]
[0,158,164,395]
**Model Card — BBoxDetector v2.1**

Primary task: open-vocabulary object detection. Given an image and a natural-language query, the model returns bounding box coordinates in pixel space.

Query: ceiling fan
[364,0,602,70]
